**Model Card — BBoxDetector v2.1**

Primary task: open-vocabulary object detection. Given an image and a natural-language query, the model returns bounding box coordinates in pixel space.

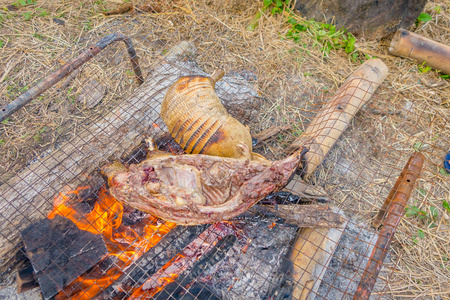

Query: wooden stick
[289,212,348,300]
[252,204,345,228]
[389,29,450,75]
[354,152,425,299]
[288,59,388,179]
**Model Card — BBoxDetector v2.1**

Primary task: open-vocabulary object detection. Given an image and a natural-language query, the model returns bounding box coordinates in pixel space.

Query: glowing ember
[48,186,176,299]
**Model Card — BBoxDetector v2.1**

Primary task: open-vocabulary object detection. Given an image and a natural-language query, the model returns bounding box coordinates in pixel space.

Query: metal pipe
[354,152,425,299]
[0,33,144,122]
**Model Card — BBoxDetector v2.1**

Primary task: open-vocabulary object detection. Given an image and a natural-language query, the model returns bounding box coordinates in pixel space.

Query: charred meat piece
[102,145,306,225]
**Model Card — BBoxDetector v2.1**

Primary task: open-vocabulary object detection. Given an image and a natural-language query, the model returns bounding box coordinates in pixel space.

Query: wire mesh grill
[0,2,449,300]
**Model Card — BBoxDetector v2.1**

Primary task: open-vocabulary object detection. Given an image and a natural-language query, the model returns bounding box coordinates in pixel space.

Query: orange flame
[48,186,176,299]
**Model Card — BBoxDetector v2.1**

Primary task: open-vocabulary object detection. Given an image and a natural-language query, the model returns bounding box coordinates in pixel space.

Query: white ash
[198,218,297,300]
[316,221,392,300]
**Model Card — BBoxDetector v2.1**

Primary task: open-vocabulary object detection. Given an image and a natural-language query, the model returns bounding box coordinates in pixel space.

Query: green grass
[13,0,36,7]
[416,12,432,24]
[249,0,360,60]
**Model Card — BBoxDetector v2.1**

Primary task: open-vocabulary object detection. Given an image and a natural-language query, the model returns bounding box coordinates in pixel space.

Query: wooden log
[288,210,348,300]
[97,224,209,300]
[0,42,260,275]
[288,59,388,179]
[389,28,450,75]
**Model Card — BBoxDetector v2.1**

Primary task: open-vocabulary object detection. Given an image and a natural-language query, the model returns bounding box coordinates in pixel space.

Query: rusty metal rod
[354,152,425,300]
[0,33,144,122]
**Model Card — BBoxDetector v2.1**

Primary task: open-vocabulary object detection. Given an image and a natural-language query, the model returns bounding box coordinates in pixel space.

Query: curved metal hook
[0,33,144,122]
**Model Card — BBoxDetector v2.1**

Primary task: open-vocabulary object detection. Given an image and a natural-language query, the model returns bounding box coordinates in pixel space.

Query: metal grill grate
[0,2,449,299]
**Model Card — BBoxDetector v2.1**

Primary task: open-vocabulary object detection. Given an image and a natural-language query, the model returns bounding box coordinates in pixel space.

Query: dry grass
[0,0,449,298]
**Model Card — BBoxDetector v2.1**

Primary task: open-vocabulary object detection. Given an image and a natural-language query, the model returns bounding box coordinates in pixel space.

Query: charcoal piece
[153,235,236,300]
[16,265,39,293]
[20,215,107,300]
[98,224,209,300]
[199,216,297,300]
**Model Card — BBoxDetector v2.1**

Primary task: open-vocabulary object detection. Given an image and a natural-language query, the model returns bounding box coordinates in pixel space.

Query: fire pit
[18,176,301,299]
[0,19,448,300]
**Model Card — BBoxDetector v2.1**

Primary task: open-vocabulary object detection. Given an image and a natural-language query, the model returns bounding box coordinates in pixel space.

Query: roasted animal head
[102,145,306,225]
[160,70,255,160]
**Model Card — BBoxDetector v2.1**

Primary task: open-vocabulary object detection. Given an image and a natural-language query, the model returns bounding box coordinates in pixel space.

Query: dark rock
[294,0,427,38]
[52,18,65,26]
[6,5,18,11]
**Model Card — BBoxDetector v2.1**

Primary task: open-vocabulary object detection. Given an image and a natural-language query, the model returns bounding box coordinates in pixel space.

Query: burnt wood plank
[21,215,107,300]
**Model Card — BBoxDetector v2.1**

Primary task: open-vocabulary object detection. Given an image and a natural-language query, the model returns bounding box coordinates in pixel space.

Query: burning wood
[151,234,236,300]
[19,180,304,299]
[43,186,176,299]
[129,223,236,299]
[102,144,308,225]
[98,224,210,299]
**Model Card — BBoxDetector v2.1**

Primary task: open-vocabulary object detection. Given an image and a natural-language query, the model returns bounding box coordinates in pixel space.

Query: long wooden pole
[289,59,388,299]
[289,59,388,179]
[389,28,450,75]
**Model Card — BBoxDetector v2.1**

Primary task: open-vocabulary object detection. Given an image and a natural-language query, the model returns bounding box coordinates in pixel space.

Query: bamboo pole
[288,59,388,179]
[288,59,388,299]
[389,28,450,75]
[288,211,348,300]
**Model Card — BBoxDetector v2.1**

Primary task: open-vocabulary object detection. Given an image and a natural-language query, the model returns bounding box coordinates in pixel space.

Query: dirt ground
[0,0,449,298]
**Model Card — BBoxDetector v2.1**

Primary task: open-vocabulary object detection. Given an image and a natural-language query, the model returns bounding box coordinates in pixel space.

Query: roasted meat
[160,70,263,161]
[102,145,306,225]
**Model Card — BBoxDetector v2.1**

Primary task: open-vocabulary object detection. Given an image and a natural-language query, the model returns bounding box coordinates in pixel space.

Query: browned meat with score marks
[160,70,265,161]
[102,145,306,225]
